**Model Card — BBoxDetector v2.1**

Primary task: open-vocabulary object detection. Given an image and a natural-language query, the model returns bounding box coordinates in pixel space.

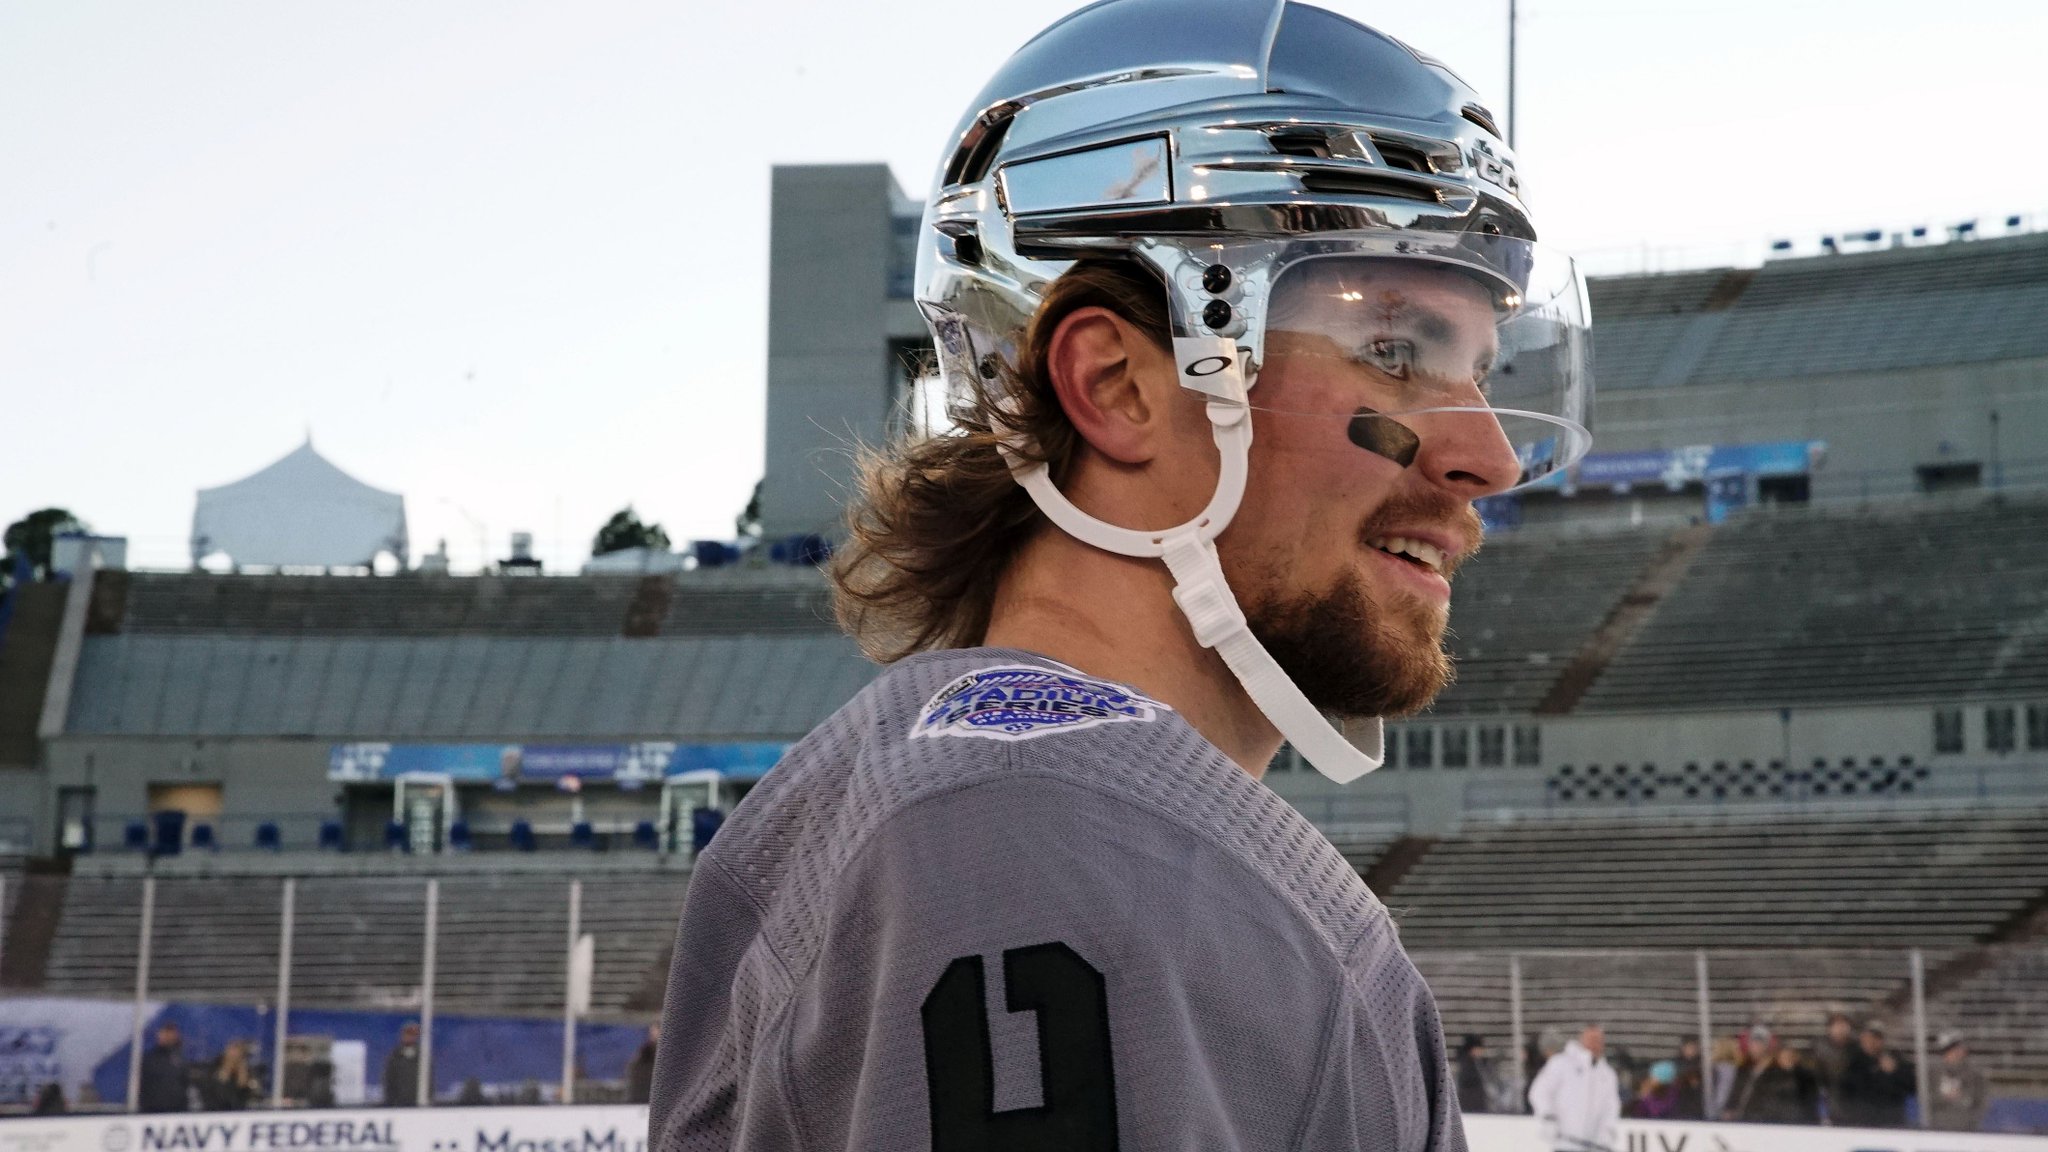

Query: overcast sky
[4,0,2044,572]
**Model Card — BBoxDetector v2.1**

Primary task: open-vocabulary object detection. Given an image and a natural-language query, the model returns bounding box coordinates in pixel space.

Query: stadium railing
[6,872,2048,1129]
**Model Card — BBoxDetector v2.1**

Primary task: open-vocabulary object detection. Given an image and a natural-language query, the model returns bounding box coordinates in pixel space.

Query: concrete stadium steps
[1430,528,1675,715]
[1579,495,2048,711]
[34,873,690,1018]
[1927,947,2048,1092]
[1384,810,2048,950]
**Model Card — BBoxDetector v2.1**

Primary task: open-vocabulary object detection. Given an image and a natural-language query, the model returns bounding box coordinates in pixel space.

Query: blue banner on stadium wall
[327,742,787,784]
[1570,439,1826,491]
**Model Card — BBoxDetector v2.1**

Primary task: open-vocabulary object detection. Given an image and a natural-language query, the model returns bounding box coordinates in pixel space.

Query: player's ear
[1045,306,1176,465]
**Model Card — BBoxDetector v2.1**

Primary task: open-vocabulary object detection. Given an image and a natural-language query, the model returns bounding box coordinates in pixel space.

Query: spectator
[1707,1036,1743,1120]
[1627,1060,1682,1120]
[626,1023,661,1105]
[1929,1033,1988,1133]
[1735,1045,1819,1125]
[32,1083,67,1115]
[201,1039,262,1111]
[138,1021,193,1113]
[1671,1039,1706,1119]
[1835,1021,1914,1129]
[1529,1024,1621,1152]
[383,1022,423,1108]
[1526,1027,1567,1104]
[1812,1012,1856,1104]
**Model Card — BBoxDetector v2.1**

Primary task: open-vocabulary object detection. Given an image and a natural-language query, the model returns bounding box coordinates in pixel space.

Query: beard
[1245,567,1453,720]
[1234,491,1479,720]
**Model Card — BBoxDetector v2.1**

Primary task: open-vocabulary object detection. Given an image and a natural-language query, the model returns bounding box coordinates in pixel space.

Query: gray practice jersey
[648,647,1464,1152]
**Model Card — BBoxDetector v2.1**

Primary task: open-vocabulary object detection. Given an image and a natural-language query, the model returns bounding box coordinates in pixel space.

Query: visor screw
[1201,264,1232,293]
[1202,299,1233,330]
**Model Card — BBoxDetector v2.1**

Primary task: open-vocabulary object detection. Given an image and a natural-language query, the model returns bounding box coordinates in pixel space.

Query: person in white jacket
[1529,1025,1622,1152]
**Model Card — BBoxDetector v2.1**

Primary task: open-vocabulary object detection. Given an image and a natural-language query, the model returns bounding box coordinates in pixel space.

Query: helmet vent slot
[1297,171,1442,203]
[946,106,1018,187]
[1461,103,1503,139]
[1268,131,1334,160]
[1371,138,1432,174]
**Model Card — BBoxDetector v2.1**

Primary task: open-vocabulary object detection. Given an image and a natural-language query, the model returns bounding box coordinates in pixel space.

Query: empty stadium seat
[188,823,218,852]
[632,820,659,851]
[123,821,149,852]
[318,819,346,851]
[509,819,537,852]
[384,820,409,853]
[448,820,473,852]
[254,822,282,851]
[570,821,597,850]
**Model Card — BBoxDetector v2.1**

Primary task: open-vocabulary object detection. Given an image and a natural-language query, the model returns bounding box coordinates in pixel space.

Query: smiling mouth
[1366,535,1446,576]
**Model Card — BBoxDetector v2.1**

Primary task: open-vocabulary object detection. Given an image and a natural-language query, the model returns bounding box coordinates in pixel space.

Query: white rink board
[1466,1113,2048,1152]
[3,1108,2048,1152]
[0,1107,648,1152]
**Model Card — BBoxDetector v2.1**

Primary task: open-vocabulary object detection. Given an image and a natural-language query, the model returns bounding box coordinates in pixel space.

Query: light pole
[1507,0,1518,149]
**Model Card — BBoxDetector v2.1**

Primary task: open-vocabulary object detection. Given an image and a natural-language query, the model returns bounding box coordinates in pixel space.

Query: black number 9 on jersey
[921,942,1120,1151]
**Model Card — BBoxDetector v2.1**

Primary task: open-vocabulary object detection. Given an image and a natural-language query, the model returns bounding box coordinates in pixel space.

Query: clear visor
[1160,231,1592,492]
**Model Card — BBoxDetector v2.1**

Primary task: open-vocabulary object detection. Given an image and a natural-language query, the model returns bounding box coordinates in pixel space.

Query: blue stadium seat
[509,819,537,852]
[691,807,724,853]
[570,821,597,850]
[189,823,218,852]
[254,822,282,851]
[448,820,473,852]
[384,820,409,853]
[318,819,346,851]
[124,820,150,852]
[632,820,659,851]
[152,810,186,857]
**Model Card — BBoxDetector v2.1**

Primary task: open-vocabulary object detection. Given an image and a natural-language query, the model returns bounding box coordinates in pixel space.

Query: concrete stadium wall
[1597,355,2048,500]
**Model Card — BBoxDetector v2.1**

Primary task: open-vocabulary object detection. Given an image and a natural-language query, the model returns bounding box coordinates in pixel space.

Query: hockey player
[648,1,1592,1149]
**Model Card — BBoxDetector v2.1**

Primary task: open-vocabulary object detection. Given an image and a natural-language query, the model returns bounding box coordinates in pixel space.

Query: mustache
[1357,490,1484,578]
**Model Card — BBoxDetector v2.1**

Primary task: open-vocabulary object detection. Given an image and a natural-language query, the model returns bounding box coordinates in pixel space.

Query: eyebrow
[1386,301,1500,373]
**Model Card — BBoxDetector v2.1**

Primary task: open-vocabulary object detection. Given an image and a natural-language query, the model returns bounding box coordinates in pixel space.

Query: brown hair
[830,260,1170,662]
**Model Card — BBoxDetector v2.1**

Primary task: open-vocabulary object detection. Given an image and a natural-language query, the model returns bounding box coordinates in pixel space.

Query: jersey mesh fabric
[648,647,1464,1151]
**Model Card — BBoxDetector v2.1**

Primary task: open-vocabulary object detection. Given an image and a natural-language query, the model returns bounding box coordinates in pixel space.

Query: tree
[3,507,88,585]
[592,507,671,557]
[736,479,764,539]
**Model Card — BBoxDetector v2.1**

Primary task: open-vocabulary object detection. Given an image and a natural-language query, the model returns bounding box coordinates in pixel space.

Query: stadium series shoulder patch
[911,664,1167,743]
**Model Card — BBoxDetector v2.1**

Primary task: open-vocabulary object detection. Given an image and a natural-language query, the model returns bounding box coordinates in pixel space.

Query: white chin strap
[1000,335,1383,784]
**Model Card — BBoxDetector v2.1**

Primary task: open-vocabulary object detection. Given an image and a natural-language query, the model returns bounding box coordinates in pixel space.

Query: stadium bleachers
[1381,808,2048,1080]
[1431,527,1674,715]
[35,870,688,1017]
[1579,493,2048,711]
[1591,231,2048,389]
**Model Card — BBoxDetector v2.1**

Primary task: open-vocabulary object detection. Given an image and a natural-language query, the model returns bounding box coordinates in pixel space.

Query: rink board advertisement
[1462,1113,2048,1151]
[6,1111,2048,1151]
[0,1107,646,1152]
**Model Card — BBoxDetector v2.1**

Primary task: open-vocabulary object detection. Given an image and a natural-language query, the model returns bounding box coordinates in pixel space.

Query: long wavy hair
[829,260,1170,662]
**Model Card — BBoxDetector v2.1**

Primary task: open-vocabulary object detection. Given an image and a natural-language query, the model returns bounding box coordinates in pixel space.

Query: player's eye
[1356,338,1413,380]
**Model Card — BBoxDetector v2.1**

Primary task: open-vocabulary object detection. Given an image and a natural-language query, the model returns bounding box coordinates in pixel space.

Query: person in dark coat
[1736,1045,1820,1125]
[1454,1034,1494,1115]
[382,1023,422,1107]
[1835,1023,1915,1128]
[626,1023,660,1105]
[1671,1038,1707,1119]
[32,1083,68,1115]
[138,1021,193,1113]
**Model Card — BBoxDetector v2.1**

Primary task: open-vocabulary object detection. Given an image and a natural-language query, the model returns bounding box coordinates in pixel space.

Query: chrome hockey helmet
[914,0,1595,782]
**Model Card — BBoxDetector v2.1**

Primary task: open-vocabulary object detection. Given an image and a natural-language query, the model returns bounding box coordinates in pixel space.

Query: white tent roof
[191,439,408,568]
